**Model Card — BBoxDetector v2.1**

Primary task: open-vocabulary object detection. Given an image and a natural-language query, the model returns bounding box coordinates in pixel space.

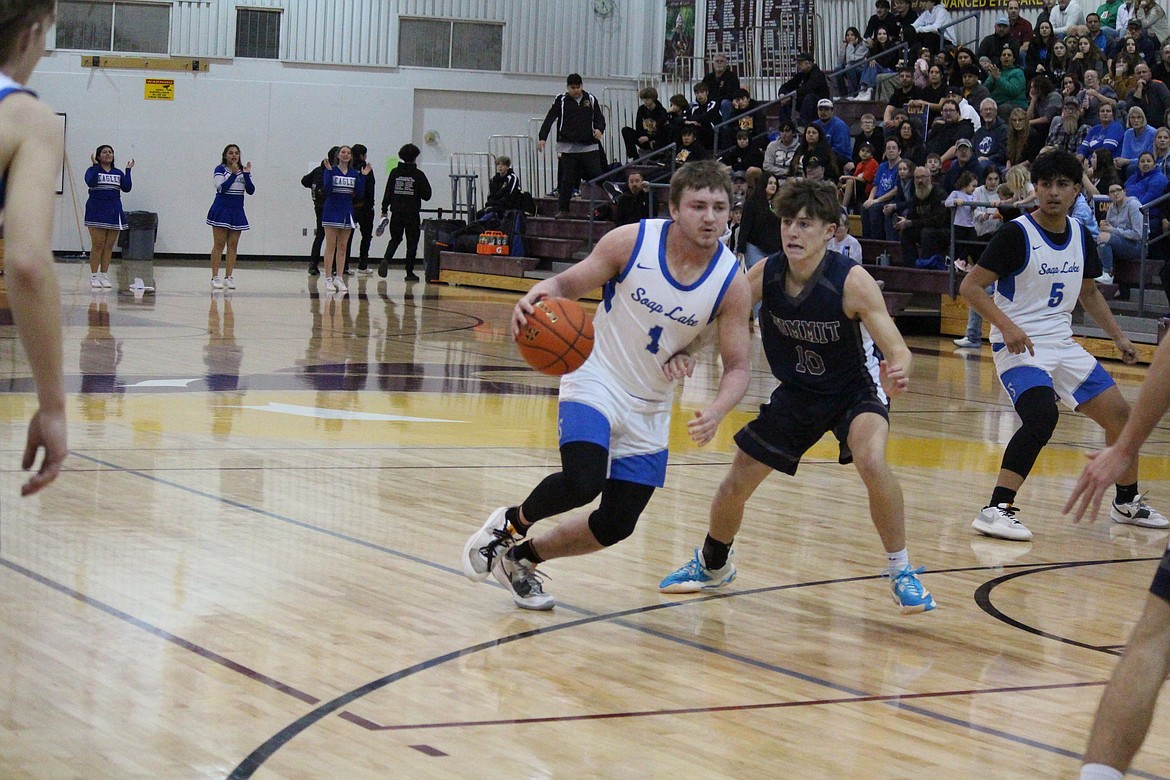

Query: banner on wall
[663,0,696,74]
[705,0,755,72]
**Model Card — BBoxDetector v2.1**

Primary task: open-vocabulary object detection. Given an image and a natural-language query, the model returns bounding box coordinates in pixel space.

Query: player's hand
[90,153,96,165]
[593,129,603,141]
[244,162,252,173]
[1001,321,1034,355]
[1063,445,1135,523]
[322,158,332,170]
[362,163,373,175]
[1116,337,1139,364]
[126,159,135,169]
[511,290,549,339]
[21,408,67,497]
[686,407,724,446]
[879,359,909,397]
[663,352,696,382]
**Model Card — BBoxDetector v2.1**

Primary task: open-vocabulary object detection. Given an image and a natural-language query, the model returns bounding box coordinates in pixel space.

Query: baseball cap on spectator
[955,138,972,148]
[817,98,833,109]
[961,64,982,78]
[1127,19,1142,28]
[797,52,814,62]
[1063,95,1081,108]
[731,171,747,181]
[996,16,1009,25]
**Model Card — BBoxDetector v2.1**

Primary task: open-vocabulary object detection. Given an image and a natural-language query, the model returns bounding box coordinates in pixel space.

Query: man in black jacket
[300,145,338,276]
[778,52,831,125]
[620,86,669,161]
[700,52,741,123]
[894,166,949,265]
[481,156,521,217]
[349,143,376,274]
[613,172,651,226]
[378,142,432,281]
[538,73,606,219]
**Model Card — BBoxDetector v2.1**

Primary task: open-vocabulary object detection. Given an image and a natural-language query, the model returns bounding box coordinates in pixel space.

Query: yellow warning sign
[144,79,174,100]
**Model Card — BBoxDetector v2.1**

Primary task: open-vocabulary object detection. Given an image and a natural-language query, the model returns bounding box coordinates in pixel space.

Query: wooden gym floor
[1,262,1168,779]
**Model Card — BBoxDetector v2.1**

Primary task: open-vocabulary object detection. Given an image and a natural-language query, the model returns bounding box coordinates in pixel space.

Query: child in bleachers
[827,210,863,260]
[839,142,879,212]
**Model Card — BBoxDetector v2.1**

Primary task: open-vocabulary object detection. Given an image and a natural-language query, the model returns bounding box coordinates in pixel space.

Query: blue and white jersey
[588,218,740,403]
[992,214,1086,345]
[212,165,253,200]
[324,167,362,199]
[0,72,32,213]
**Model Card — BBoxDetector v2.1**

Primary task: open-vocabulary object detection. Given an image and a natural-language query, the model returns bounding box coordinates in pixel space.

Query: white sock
[887,548,910,575]
[1080,764,1124,780]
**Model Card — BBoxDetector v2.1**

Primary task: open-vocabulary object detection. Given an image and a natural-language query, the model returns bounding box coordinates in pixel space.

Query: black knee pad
[587,480,655,547]
[1002,386,1059,477]
[559,442,607,505]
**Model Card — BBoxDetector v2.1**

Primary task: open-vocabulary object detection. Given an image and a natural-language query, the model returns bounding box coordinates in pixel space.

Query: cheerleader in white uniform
[83,145,133,288]
[320,145,370,292]
[206,144,254,290]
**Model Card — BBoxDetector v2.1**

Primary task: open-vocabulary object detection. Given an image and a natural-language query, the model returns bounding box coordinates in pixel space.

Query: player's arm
[4,98,67,496]
[960,224,1034,355]
[744,254,767,307]
[844,265,911,396]
[1065,334,1170,522]
[688,273,752,446]
[1078,271,1139,364]
[510,224,636,337]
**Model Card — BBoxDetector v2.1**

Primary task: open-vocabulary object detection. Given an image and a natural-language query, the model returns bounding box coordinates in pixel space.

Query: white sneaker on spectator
[857,88,873,100]
[1095,272,1113,284]
[953,337,981,348]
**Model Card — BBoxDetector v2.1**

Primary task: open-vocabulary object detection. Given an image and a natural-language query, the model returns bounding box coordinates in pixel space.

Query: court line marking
[46,452,1168,778]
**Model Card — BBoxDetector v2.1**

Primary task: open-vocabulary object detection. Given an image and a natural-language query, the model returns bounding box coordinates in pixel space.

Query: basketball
[515,297,594,375]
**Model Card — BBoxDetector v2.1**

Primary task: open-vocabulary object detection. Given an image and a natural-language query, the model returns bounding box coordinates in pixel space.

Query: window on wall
[236,8,281,59]
[56,1,171,54]
[399,18,502,71]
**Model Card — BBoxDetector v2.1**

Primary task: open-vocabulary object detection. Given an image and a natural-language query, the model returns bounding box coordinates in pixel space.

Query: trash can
[424,218,466,282]
[115,211,158,294]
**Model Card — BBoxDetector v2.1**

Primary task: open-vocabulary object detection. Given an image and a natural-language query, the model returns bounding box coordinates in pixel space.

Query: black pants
[309,207,324,265]
[900,225,949,265]
[557,150,605,212]
[385,213,422,273]
[345,209,374,270]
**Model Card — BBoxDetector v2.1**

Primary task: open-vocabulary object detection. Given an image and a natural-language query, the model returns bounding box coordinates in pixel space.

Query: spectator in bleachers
[1043,96,1092,154]
[1125,150,1169,212]
[720,130,764,174]
[861,139,905,238]
[1082,13,1119,55]
[947,81,983,128]
[1047,39,1073,84]
[926,98,976,161]
[724,200,742,250]
[896,118,928,164]
[961,64,992,106]
[536,73,606,219]
[986,48,1029,119]
[944,170,981,255]
[838,27,871,98]
[1077,70,1118,126]
[793,123,839,179]
[1070,36,1109,81]
[1154,126,1170,177]
[1153,43,1170,84]
[1006,1,1034,61]
[481,156,520,216]
[1027,75,1063,136]
[1005,161,1038,209]
[612,171,651,226]
[815,99,854,161]
[1132,0,1169,47]
[763,121,801,181]
[664,93,690,145]
[894,166,950,264]
[828,210,864,260]
[1096,180,1145,284]
[1103,58,1138,108]
[863,0,895,45]
[1051,0,1087,35]
[728,88,768,149]
[862,27,902,100]
[912,64,951,116]
[840,141,879,211]
[1030,21,1058,77]
[1097,0,1124,31]
[1127,63,1170,136]
[948,48,983,86]
[1115,0,1138,33]
[978,17,1022,66]
[889,0,919,47]
[778,52,832,125]
[912,0,955,56]
[1117,105,1157,170]
[1005,107,1041,166]
[890,157,918,220]
[1116,19,1159,66]
[621,87,669,162]
[850,114,886,170]
[737,170,781,296]
[943,138,986,190]
[1089,147,1124,192]
[1061,74,1084,106]
[973,97,1009,165]
[971,166,1006,237]
[1079,102,1126,158]
[925,151,945,185]
[913,46,933,90]
[885,65,925,129]
[688,83,719,149]
[674,124,711,165]
[700,52,740,123]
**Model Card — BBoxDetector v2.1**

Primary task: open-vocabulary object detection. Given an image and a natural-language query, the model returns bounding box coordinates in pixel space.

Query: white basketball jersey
[991,214,1085,345]
[585,219,740,402]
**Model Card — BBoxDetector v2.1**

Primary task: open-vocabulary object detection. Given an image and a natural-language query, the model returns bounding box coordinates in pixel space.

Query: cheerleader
[0,0,68,495]
[84,145,133,288]
[206,144,254,290]
[320,145,370,293]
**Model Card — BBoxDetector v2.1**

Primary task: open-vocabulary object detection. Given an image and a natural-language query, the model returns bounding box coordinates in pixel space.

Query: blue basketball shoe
[658,548,736,594]
[889,565,936,615]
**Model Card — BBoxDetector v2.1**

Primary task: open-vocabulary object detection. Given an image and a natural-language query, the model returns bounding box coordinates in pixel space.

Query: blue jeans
[743,242,770,317]
[965,284,994,342]
[1097,233,1141,274]
[862,201,895,240]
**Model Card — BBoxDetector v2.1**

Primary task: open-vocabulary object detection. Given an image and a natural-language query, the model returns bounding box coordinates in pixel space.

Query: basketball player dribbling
[658,178,936,614]
[0,0,67,496]
[461,160,752,610]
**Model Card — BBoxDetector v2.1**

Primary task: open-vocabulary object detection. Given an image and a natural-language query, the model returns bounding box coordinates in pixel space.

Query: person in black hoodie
[348,143,376,274]
[613,171,651,226]
[621,86,669,161]
[480,156,521,217]
[719,129,765,173]
[378,143,432,281]
[537,73,606,218]
[778,52,832,125]
[300,145,338,276]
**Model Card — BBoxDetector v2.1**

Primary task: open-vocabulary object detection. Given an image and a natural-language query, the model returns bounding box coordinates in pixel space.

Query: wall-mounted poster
[663,1,696,75]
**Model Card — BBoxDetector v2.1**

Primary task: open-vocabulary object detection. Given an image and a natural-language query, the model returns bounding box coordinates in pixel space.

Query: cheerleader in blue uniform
[206,144,254,290]
[84,145,133,288]
[320,145,370,293]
